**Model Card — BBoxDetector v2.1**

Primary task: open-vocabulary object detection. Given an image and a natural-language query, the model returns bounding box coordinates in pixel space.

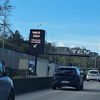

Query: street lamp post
[94,57,97,69]
[92,57,97,69]
[37,24,42,29]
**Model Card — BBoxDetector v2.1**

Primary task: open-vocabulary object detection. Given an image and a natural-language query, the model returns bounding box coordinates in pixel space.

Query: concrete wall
[19,58,56,77]
[0,48,34,69]
[13,77,52,95]
[0,48,57,77]
[37,58,49,77]
[48,63,56,76]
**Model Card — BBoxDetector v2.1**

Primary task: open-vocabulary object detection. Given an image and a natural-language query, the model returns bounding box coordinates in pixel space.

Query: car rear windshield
[89,71,99,74]
[56,68,76,74]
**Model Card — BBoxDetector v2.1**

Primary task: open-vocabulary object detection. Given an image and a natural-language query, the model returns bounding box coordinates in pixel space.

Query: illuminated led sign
[29,29,45,54]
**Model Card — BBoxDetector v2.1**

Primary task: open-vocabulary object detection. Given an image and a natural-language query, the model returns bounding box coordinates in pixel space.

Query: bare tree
[0,0,13,48]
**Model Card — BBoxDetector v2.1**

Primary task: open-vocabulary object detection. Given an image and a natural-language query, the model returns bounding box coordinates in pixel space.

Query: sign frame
[29,29,45,54]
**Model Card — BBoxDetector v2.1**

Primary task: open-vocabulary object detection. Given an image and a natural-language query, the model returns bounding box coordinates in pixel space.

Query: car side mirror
[80,71,84,75]
[0,63,6,77]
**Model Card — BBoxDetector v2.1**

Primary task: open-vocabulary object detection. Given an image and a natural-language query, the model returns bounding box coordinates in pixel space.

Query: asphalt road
[16,81,100,100]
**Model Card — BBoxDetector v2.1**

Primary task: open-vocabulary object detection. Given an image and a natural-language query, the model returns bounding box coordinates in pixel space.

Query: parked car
[86,69,100,82]
[0,63,15,100]
[52,66,84,90]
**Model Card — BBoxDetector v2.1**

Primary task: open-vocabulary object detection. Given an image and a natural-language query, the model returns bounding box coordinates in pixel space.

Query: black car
[52,66,84,90]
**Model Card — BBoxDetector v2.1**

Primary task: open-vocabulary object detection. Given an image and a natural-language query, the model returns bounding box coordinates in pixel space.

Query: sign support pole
[29,29,45,76]
[34,53,38,76]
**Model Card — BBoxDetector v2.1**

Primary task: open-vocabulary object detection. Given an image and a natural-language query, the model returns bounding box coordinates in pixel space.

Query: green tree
[7,30,24,46]
[44,42,56,53]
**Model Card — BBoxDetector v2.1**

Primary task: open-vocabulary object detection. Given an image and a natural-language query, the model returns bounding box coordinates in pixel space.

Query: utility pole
[92,57,97,69]
[94,57,97,69]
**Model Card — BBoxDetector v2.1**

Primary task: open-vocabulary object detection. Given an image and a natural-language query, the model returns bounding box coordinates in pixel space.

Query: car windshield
[57,68,76,74]
[89,71,99,74]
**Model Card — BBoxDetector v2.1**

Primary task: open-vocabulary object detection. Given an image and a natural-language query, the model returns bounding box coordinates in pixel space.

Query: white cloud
[55,40,99,52]
[55,40,96,47]
[56,41,65,47]
[48,39,100,54]
[97,43,100,49]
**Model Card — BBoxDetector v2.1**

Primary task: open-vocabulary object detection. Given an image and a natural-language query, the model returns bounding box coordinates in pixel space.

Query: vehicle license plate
[61,81,69,83]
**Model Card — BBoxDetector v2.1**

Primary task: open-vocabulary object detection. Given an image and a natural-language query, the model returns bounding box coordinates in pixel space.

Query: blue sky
[9,0,100,54]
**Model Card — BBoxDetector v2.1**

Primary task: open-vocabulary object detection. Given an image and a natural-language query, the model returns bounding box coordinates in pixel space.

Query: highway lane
[16,81,100,100]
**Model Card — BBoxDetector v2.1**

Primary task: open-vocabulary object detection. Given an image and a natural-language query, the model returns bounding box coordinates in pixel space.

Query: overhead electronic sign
[29,29,45,54]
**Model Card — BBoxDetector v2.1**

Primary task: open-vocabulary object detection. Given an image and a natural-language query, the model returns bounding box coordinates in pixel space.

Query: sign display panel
[29,29,45,54]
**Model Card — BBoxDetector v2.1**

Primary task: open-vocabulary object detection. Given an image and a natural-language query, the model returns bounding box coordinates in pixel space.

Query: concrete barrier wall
[0,48,34,69]
[37,59,49,77]
[13,77,52,95]
[0,48,56,77]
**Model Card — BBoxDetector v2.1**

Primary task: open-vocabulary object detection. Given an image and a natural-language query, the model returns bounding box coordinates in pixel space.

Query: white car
[86,70,100,82]
[0,63,15,100]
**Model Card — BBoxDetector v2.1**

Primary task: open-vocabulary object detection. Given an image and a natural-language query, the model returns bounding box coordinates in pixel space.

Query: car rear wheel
[75,82,81,91]
[8,90,15,100]
[58,86,62,89]
[52,85,57,90]
[80,84,83,90]
[86,79,89,81]
[76,86,80,91]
